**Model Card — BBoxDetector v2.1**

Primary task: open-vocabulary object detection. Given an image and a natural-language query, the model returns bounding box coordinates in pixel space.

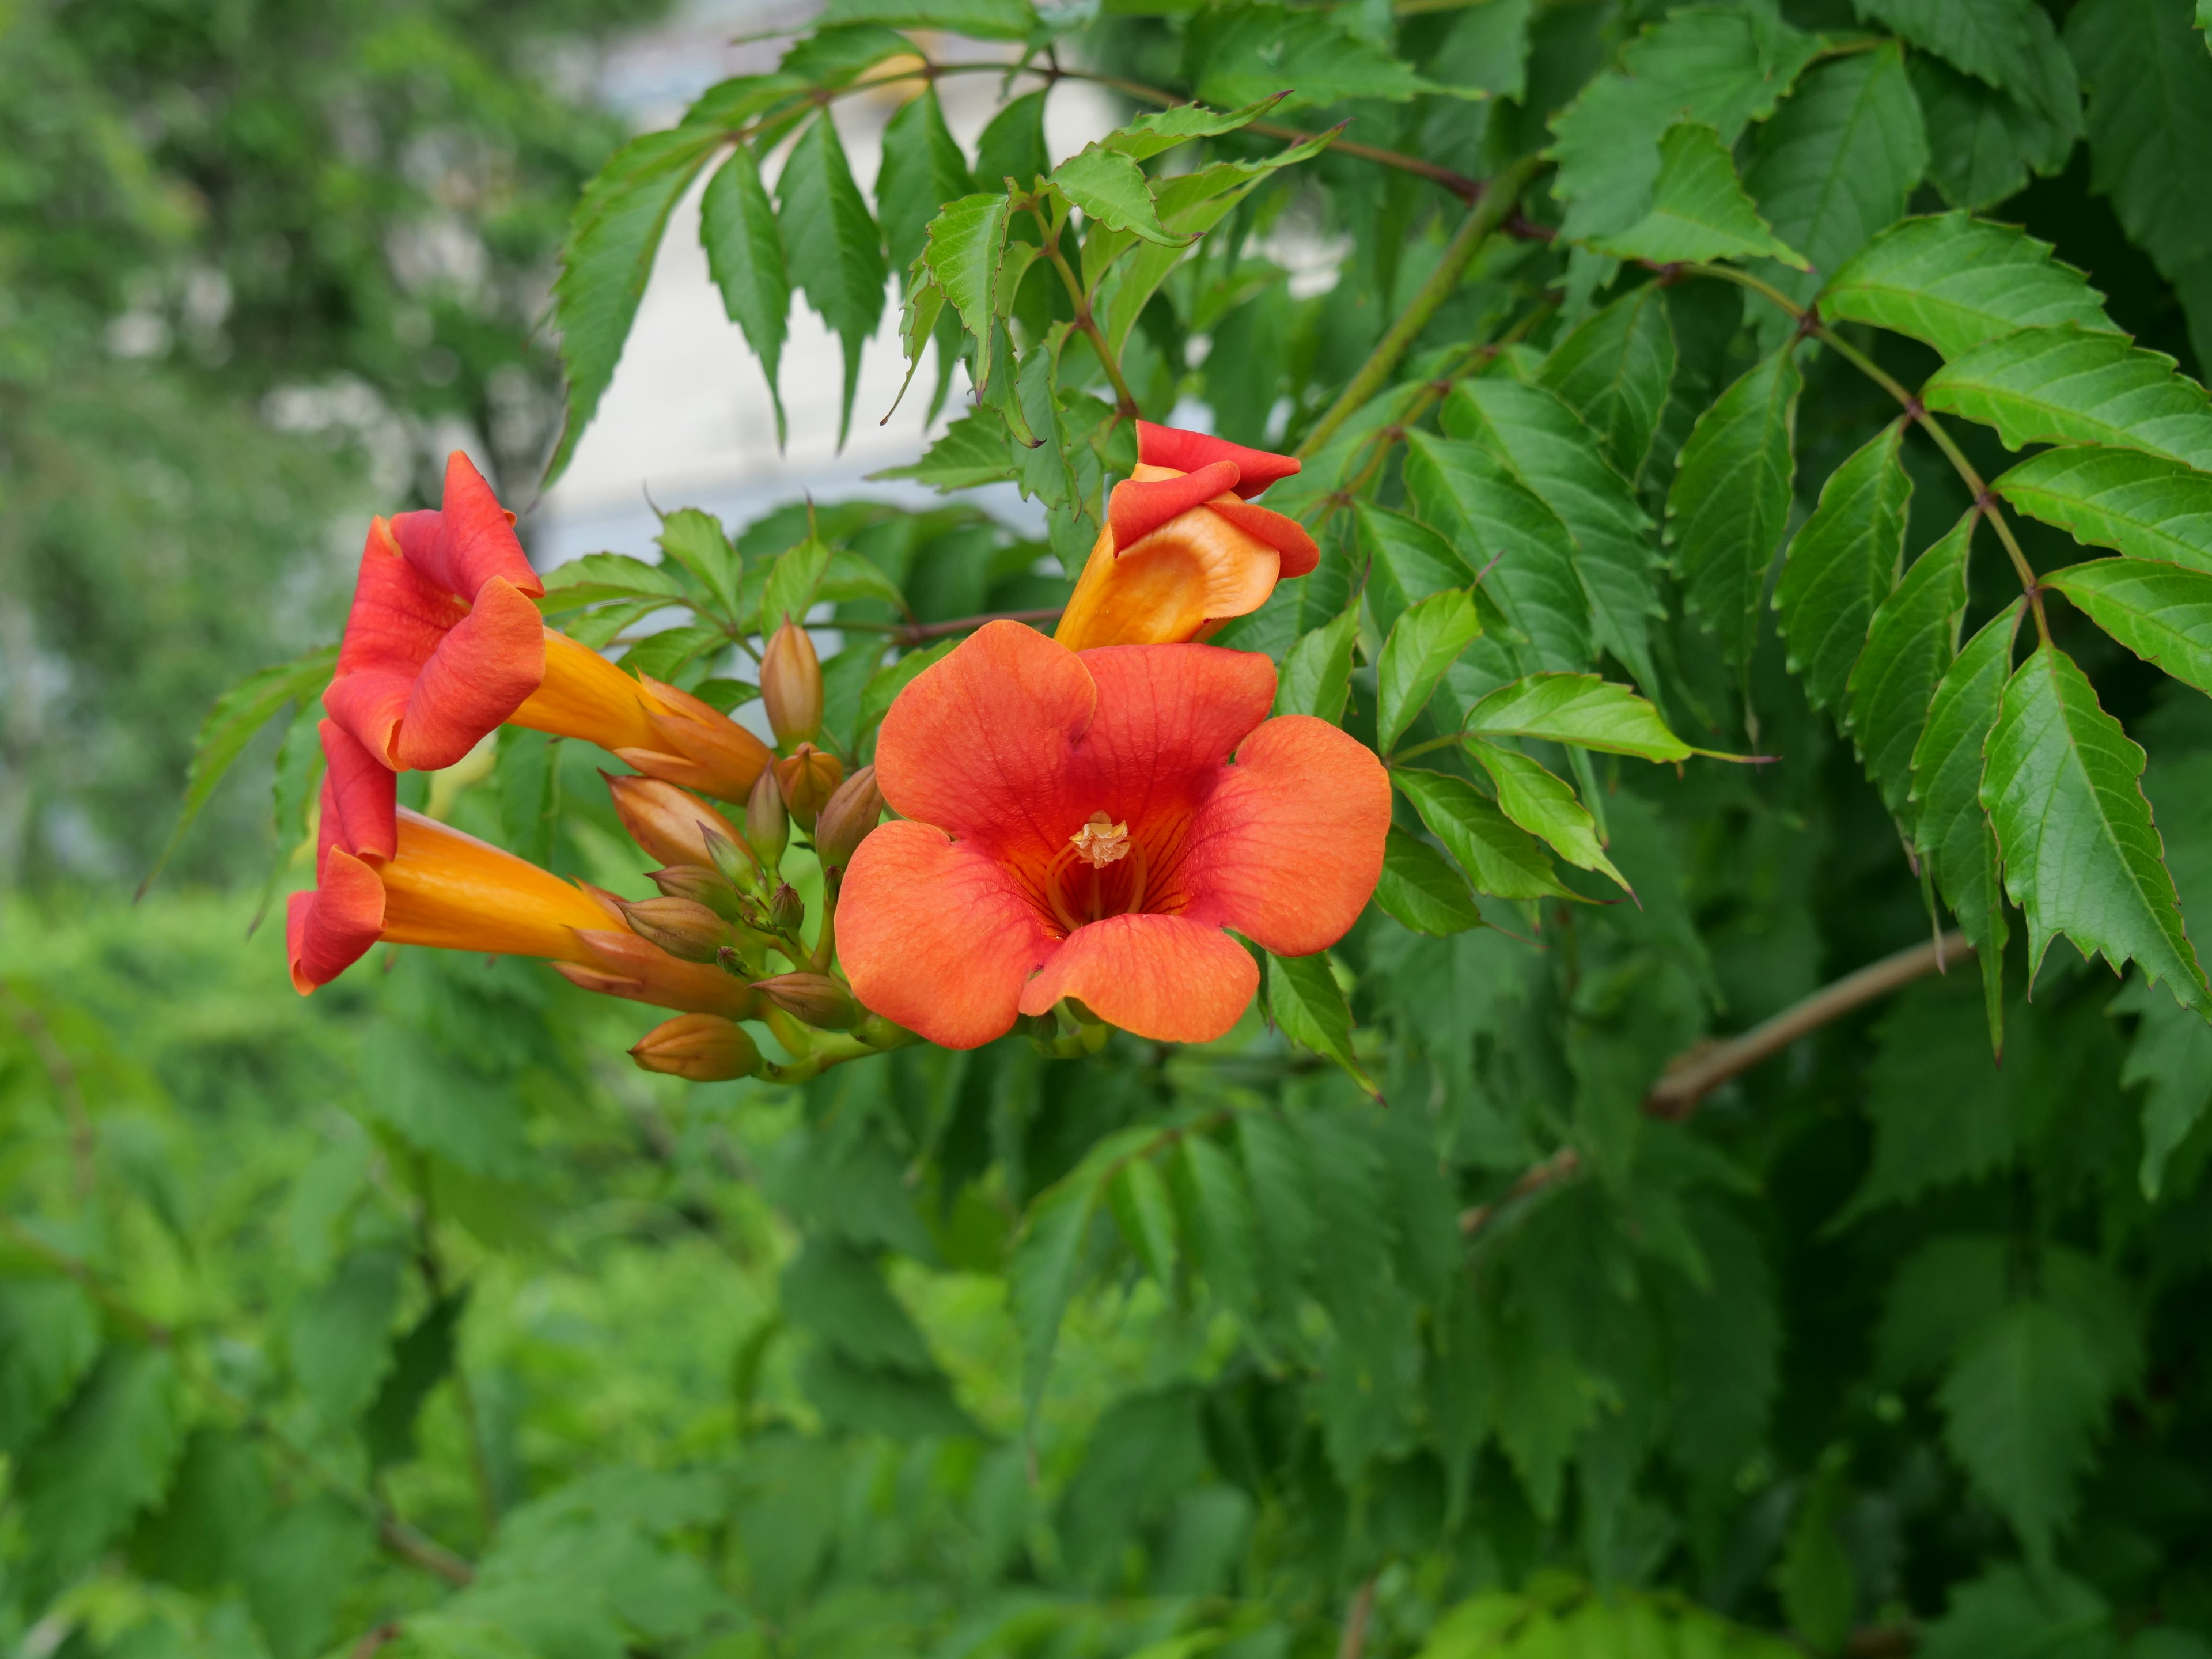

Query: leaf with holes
[1536,283,1677,480]
[2047,557,2212,695]
[1393,768,1577,901]
[1778,422,1912,716]
[1995,446,2212,571]
[1377,589,1483,753]
[1469,741,1629,892]
[1463,673,1692,762]
[1847,510,1972,821]
[1590,123,1809,270]
[1373,827,1484,936]
[1923,327,2212,470]
[700,144,791,445]
[778,115,888,445]
[1666,344,1802,667]
[1823,213,2115,358]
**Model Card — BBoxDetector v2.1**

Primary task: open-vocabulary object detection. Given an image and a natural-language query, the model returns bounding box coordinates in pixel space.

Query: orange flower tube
[1053,423,1320,652]
[836,622,1390,1048]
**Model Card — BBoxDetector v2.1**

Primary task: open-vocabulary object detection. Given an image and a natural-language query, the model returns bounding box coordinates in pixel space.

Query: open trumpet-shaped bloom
[1054,423,1320,653]
[838,622,1389,1048]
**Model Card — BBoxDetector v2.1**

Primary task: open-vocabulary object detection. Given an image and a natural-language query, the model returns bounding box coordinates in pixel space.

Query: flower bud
[745,767,789,872]
[768,882,804,934]
[772,743,843,830]
[648,863,750,925]
[605,773,742,870]
[750,971,861,1030]
[629,1013,763,1082]
[615,896,732,965]
[700,824,766,896]
[760,619,824,747]
[811,764,883,873]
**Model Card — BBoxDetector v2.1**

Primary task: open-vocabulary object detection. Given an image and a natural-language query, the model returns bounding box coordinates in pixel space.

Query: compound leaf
[1777,420,1913,715]
[1666,344,1803,667]
[1846,508,1973,821]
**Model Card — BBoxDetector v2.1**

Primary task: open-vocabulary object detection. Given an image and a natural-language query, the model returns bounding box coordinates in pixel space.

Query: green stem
[1030,199,1142,420]
[1298,153,1546,460]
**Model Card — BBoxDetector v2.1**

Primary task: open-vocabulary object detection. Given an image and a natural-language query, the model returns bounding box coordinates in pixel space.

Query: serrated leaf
[1842,975,2024,1222]
[777,24,915,89]
[290,1247,404,1422]
[1400,437,1592,672]
[1179,1137,1260,1318]
[2048,559,2212,699]
[1393,768,1577,900]
[1983,642,2212,1013]
[869,410,1016,491]
[1355,499,1478,635]
[622,624,724,684]
[19,1346,183,1581]
[1007,1164,1108,1427]
[2113,972,2212,1199]
[878,89,975,287]
[1917,1564,2116,1659]
[657,507,743,618]
[1103,96,1284,162]
[1912,603,2024,1047]
[700,144,790,445]
[549,131,721,483]
[1238,1112,1317,1333]
[1109,1158,1180,1285]
[1469,740,1629,892]
[1378,589,1483,753]
[923,192,1012,356]
[819,549,906,611]
[142,645,338,895]
[1591,122,1809,269]
[1856,0,2059,99]
[539,552,687,607]
[813,0,1035,40]
[778,115,887,446]
[1373,827,1484,935]
[1277,600,1361,723]
[1050,147,1185,248]
[1847,509,1973,820]
[1666,344,1803,667]
[1995,445,2212,571]
[1267,952,1376,1096]
[760,536,832,632]
[781,1240,936,1373]
[1463,672,1693,762]
[1777,421,1912,715]
[362,1294,463,1470]
[1188,3,1442,109]
[1911,52,2080,213]
[1923,326,2212,470]
[0,1278,99,1456]
[1823,213,2116,358]
[1536,283,1677,484]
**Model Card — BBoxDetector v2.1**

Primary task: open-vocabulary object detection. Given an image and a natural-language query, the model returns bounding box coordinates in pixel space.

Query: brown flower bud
[615,673,773,803]
[629,1013,763,1082]
[647,863,749,925]
[767,882,804,934]
[751,971,861,1031]
[614,896,732,965]
[745,766,789,872]
[700,823,766,896]
[772,743,843,830]
[604,773,742,869]
[812,764,884,872]
[559,930,759,1019]
[760,619,824,746]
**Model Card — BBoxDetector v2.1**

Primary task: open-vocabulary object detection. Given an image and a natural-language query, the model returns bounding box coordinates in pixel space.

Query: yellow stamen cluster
[1069,811,1132,869]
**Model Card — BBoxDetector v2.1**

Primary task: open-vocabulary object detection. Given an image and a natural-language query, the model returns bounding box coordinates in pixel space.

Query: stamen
[1068,810,1131,869]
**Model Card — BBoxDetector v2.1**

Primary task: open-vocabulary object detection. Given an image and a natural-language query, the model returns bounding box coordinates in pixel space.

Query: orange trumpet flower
[1052,423,1319,653]
[836,622,1389,1048]
[287,723,753,1019]
[324,450,769,801]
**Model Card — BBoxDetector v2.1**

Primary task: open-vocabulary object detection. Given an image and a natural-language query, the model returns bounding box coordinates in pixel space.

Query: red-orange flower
[287,722,752,1018]
[837,622,1389,1048]
[1053,423,1319,653]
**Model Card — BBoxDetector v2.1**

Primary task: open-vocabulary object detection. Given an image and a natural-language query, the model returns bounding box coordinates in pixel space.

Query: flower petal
[839,819,1058,1049]
[389,576,547,771]
[1110,460,1242,551]
[873,620,1096,859]
[327,517,465,759]
[1179,714,1391,955]
[1056,510,1283,652]
[1016,913,1258,1043]
[1136,422,1301,498]
[287,846,386,994]
[1070,643,1276,832]
[1208,499,1320,578]
[378,808,619,959]
[319,719,396,866]
[414,452,544,600]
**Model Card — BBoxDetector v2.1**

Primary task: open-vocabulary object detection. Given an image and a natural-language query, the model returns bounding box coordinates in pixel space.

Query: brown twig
[349,1623,402,1658]
[892,607,1063,645]
[1337,1575,1379,1659]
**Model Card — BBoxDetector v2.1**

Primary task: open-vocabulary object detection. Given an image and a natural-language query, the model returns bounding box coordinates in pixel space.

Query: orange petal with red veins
[389,576,547,771]
[873,620,1097,862]
[416,452,544,599]
[1070,643,1275,824]
[1179,714,1391,956]
[287,846,386,994]
[1017,913,1259,1043]
[1110,461,1241,551]
[1136,423,1301,498]
[318,719,396,865]
[839,819,1059,1049]
[1208,499,1320,578]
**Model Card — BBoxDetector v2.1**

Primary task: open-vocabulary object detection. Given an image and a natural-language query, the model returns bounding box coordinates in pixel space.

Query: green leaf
[622,624,724,684]
[1103,96,1285,162]
[1536,283,1677,482]
[290,1247,404,1422]
[1355,499,1479,635]
[2113,973,2212,1199]
[819,549,907,611]
[18,1346,183,1581]
[700,144,791,444]
[1846,509,1973,820]
[1911,52,2081,214]
[362,1293,464,1469]
[549,129,721,482]
[142,644,337,896]
[1983,642,2212,1014]
[1823,213,2115,358]
[1373,827,1484,935]
[1179,1136,1260,1320]
[1995,445,2212,571]
[878,89,974,295]
[1463,672,1693,762]
[1918,1565,2116,1659]
[1744,44,1927,305]
[0,1277,99,1456]
[1109,1158,1180,1285]
[656,507,743,619]
[869,409,1016,490]
[1666,344,1803,667]
[1393,768,1577,901]
[1856,0,2065,101]
[1378,588,1483,753]
[1922,326,2212,471]
[1938,1301,2113,1561]
[813,0,1035,40]
[1842,976,2023,1222]
[1267,952,1376,1096]
[1469,740,1630,892]
[1777,421,1913,715]
[1401,436,1592,672]
[781,1240,936,1373]
[778,114,888,446]
[539,552,687,607]
[858,638,956,744]
[2048,556,2212,695]
[776,25,915,89]
[1006,1164,1108,1427]
[1187,3,1442,109]
[760,536,832,632]
[974,90,1048,192]
[1050,147,1185,248]
[1912,603,2024,1047]
[1590,122,1809,269]
[922,191,1012,358]
[1444,380,1663,691]
[1277,600,1362,723]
